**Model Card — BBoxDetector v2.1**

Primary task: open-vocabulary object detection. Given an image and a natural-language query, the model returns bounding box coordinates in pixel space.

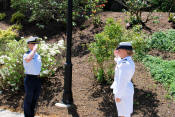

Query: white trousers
[114,93,133,117]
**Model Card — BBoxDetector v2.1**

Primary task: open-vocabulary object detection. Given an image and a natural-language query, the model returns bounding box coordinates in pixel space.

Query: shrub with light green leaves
[168,13,175,23]
[143,55,175,100]
[0,27,18,43]
[89,18,124,83]
[0,36,65,91]
[89,18,148,83]
[0,25,20,54]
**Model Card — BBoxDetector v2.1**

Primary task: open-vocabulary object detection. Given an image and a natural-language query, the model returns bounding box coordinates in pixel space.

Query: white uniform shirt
[23,50,42,75]
[111,56,135,98]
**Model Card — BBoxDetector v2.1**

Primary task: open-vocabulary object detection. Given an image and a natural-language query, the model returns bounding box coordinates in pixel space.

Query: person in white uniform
[110,42,135,117]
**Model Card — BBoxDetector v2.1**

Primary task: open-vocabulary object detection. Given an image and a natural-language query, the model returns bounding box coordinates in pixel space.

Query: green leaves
[125,0,152,25]
[11,11,25,24]
[89,18,147,83]
[143,55,175,99]
[0,13,6,21]
[0,27,65,91]
[0,26,19,48]
[104,18,123,41]
[10,0,106,27]
[150,29,175,52]
[89,18,124,83]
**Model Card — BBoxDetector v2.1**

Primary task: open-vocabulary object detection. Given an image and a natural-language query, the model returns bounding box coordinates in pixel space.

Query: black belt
[26,74,40,78]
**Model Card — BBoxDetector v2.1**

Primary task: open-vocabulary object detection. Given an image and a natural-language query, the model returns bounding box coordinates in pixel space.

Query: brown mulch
[148,49,175,60]
[0,11,175,117]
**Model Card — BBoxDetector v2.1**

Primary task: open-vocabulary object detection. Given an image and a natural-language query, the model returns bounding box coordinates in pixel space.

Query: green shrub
[150,29,175,52]
[0,33,65,91]
[124,12,141,25]
[38,39,65,77]
[92,15,103,28]
[0,40,27,91]
[89,18,148,83]
[124,0,153,25]
[168,13,175,23]
[89,18,124,83]
[10,24,23,31]
[11,0,106,26]
[143,55,175,100]
[0,26,19,44]
[125,29,149,60]
[0,13,6,21]
[151,0,175,12]
[10,11,25,24]
[132,24,142,32]
[168,13,174,22]
[0,25,21,58]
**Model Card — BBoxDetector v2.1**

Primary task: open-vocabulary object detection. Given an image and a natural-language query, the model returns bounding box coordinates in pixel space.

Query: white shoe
[55,103,71,108]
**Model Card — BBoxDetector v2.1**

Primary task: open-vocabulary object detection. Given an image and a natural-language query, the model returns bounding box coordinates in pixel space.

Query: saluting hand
[116,98,121,103]
[114,50,119,57]
[33,44,38,52]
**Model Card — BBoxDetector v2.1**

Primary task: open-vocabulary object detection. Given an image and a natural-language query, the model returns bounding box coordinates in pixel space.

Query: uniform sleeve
[115,63,130,98]
[38,55,42,67]
[23,54,28,64]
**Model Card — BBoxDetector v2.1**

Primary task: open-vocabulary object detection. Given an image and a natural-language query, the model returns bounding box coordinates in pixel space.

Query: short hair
[126,50,133,56]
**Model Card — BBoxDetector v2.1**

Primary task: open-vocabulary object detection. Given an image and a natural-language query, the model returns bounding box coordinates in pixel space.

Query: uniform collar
[118,56,131,64]
[122,56,131,61]
[114,56,132,64]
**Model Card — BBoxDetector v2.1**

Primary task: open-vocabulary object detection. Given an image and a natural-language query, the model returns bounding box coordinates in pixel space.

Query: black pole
[2,0,10,10]
[62,0,73,105]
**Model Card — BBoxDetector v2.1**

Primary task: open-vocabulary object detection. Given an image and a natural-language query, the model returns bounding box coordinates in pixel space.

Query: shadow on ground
[0,87,24,109]
[133,88,159,117]
[90,84,159,117]
[38,76,63,107]
[68,104,79,117]
[90,84,117,117]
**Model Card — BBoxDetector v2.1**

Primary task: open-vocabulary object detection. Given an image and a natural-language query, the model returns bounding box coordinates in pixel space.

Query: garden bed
[0,11,175,116]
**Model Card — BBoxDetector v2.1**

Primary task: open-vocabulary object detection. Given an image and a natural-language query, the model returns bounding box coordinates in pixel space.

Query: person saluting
[23,36,41,117]
[111,42,135,117]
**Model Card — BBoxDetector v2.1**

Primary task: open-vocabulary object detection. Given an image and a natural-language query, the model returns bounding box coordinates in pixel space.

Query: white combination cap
[26,36,39,44]
[116,42,133,50]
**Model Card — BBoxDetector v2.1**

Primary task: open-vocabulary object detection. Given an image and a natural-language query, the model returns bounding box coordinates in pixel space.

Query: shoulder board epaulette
[122,59,127,63]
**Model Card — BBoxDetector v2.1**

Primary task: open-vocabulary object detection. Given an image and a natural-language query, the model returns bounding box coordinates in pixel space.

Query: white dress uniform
[111,56,135,117]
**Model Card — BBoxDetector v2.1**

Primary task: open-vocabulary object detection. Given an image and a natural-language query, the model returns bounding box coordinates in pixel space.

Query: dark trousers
[24,75,41,117]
